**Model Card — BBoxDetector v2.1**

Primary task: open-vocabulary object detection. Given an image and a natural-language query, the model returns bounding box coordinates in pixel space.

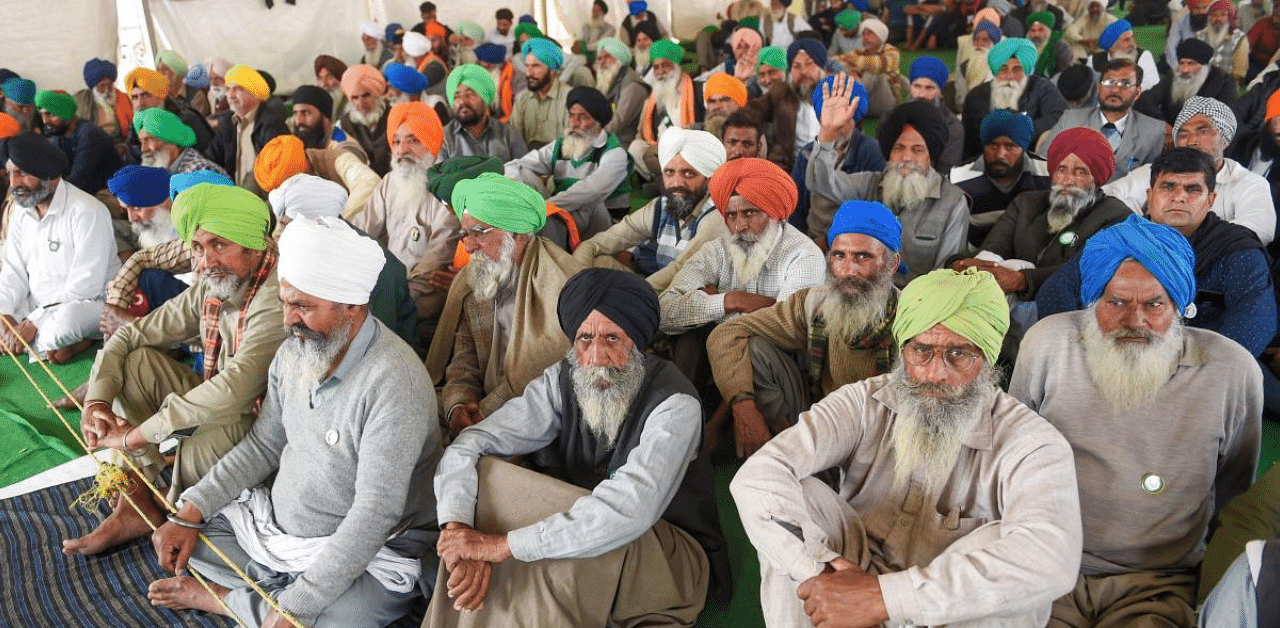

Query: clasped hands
[436,522,513,613]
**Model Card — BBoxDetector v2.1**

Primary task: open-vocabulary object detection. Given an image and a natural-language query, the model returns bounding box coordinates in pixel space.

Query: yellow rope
[0,319,306,628]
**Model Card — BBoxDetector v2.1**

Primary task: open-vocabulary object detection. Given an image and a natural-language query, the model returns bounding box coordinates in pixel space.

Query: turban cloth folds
[254,135,309,192]
[1047,127,1115,184]
[566,86,613,125]
[403,32,432,57]
[314,55,348,81]
[156,50,188,79]
[34,91,76,121]
[185,64,210,89]
[596,38,633,66]
[704,73,748,107]
[1027,11,1056,29]
[1098,19,1132,52]
[359,21,384,39]
[1079,214,1196,312]
[1177,38,1213,65]
[108,165,171,208]
[172,183,272,251]
[757,46,787,71]
[278,216,385,305]
[169,170,234,199]
[0,113,19,139]
[207,58,234,78]
[427,155,504,206]
[4,132,68,179]
[125,68,167,97]
[787,38,827,69]
[558,268,660,349]
[973,20,1002,45]
[452,172,547,233]
[980,109,1034,149]
[987,37,1037,75]
[657,128,727,177]
[708,157,798,220]
[133,107,196,148]
[457,21,485,43]
[268,173,347,220]
[292,85,334,119]
[386,102,444,154]
[909,56,949,89]
[975,7,1001,26]
[341,64,387,98]
[877,100,948,167]
[475,43,507,64]
[447,64,497,107]
[893,268,1010,364]
[514,23,543,42]
[83,59,117,88]
[225,65,270,101]
[629,1,648,16]
[1173,96,1237,144]
[835,9,861,30]
[650,40,684,65]
[522,38,565,70]
[828,200,902,252]
[861,18,889,46]
[385,63,429,94]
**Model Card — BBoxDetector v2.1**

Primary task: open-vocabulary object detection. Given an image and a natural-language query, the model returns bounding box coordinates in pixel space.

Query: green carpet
[0,347,97,487]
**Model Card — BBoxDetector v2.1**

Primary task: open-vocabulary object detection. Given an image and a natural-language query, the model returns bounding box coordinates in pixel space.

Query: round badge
[325,429,339,446]
[1058,231,1078,246]
[410,227,421,242]
[48,240,61,252]
[1141,473,1165,494]
[1185,303,1198,319]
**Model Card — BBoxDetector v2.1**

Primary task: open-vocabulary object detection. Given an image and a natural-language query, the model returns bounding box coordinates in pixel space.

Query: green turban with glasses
[892,268,1009,365]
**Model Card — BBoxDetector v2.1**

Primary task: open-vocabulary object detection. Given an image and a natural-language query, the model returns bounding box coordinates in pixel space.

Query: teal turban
[893,268,1010,365]
[172,183,273,251]
[1079,215,1196,313]
[987,37,1038,75]
[596,37,633,66]
[521,38,563,70]
[452,172,547,234]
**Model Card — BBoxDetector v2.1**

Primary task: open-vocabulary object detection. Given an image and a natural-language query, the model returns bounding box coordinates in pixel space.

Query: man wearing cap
[632,39,704,178]
[732,267,1082,628]
[1196,0,1250,83]
[1066,0,1119,58]
[962,37,1066,160]
[36,90,123,197]
[908,57,964,172]
[360,20,394,68]
[510,38,570,149]
[135,107,226,175]
[122,67,213,160]
[253,134,378,222]
[206,65,289,193]
[708,200,903,458]
[1024,11,1073,79]
[2,77,37,133]
[1106,96,1276,244]
[74,58,133,145]
[594,38,650,147]
[314,55,350,121]
[439,65,528,162]
[148,216,441,628]
[810,85,970,285]
[1090,19,1162,91]
[1138,39,1239,124]
[698,73,748,138]
[835,18,901,119]
[792,76,884,239]
[952,110,1051,246]
[1011,215,1261,627]
[338,64,393,176]
[620,0,669,47]
[506,86,629,238]
[428,267,729,627]
[0,133,119,363]
[744,38,826,171]
[573,128,728,290]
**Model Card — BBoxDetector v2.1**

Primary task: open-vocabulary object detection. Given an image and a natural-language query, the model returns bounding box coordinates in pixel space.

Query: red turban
[386,102,444,155]
[709,157,798,220]
[1047,127,1114,185]
[340,64,386,98]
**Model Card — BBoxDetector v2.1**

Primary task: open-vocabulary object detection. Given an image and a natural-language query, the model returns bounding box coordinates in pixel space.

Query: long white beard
[1172,66,1210,105]
[882,163,934,212]
[653,72,682,120]
[1045,183,1097,233]
[93,88,113,108]
[726,219,783,284]
[990,77,1027,111]
[208,85,228,111]
[595,63,621,93]
[141,148,175,170]
[390,152,431,211]
[1204,23,1230,49]
[347,100,386,127]
[469,233,517,301]
[130,208,180,249]
[1080,304,1184,412]
[277,315,354,401]
[633,48,651,70]
[568,346,647,449]
[817,263,895,342]
[888,360,995,497]
[561,128,600,161]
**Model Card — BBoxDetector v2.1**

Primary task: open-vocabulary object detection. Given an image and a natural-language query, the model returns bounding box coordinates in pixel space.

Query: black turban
[878,100,948,168]
[558,268,659,349]
[2,132,69,180]
[566,86,613,126]
[1057,64,1096,103]
[633,18,661,44]
[1177,38,1213,65]
[292,85,334,119]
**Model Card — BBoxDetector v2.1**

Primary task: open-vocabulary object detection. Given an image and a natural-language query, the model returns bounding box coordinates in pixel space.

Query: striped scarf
[201,244,276,380]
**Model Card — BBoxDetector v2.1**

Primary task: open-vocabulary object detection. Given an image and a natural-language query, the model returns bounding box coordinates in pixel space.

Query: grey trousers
[748,337,809,435]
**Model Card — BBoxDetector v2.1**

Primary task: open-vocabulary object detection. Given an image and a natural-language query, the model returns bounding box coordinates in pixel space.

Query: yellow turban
[225,65,270,101]
[124,67,168,97]
[892,268,1010,364]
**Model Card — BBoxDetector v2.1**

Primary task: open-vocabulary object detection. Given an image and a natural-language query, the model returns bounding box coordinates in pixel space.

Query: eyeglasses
[463,224,497,238]
[902,341,982,372]
[1099,79,1136,89]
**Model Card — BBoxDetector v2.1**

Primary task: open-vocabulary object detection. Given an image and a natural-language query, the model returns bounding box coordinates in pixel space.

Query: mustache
[1105,327,1158,341]
[286,323,325,342]
[897,375,972,401]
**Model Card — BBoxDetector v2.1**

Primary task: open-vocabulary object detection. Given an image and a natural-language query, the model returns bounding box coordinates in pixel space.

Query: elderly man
[952,110,1051,246]
[907,57,964,172]
[791,77,884,237]
[1088,19,1162,91]
[438,65,528,162]
[1,77,35,133]
[592,38,649,147]
[962,37,1067,160]
[733,267,1083,628]
[202,58,233,118]
[810,86,970,284]
[123,67,213,160]
[709,201,903,458]
[506,86,629,239]
[510,38,570,149]
[63,183,285,556]
[573,128,728,290]
[631,40,704,179]
[1025,11,1074,78]
[1139,39,1240,124]
[835,18,902,120]
[1011,215,1261,627]
[424,173,583,435]
[35,90,123,196]
[1043,59,1166,182]
[0,133,119,363]
[1197,0,1250,83]
[699,73,747,139]
[620,0,669,46]
[1066,0,1119,58]
[74,58,132,145]
[721,109,765,161]
[155,50,198,114]
[147,217,441,628]
[474,43,523,123]
[745,38,827,172]
[314,55,349,121]
[338,64,393,176]
[428,267,729,627]
[134,107,226,175]
[755,45,787,91]
[359,20,393,68]
[206,65,289,193]
[1106,97,1276,244]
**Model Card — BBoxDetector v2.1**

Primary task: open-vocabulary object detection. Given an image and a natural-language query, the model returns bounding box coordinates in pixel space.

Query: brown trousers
[1049,571,1197,628]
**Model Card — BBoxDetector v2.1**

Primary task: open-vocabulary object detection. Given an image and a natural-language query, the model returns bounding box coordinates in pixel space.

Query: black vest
[1259,539,1280,628]
[532,354,733,604]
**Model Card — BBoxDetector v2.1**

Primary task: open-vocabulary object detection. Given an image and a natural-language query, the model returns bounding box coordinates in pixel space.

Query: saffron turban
[1098,19,1132,52]
[1079,214,1196,312]
[292,85,334,119]
[452,172,547,233]
[566,86,612,125]
[522,38,564,70]
[278,216,384,305]
[386,102,444,154]
[385,63,429,94]
[341,64,387,98]
[123,68,165,98]
[172,183,272,251]
[812,75,869,122]
[314,55,348,81]
[1048,127,1114,184]
[403,32,432,57]
[757,46,786,71]
[596,37,633,66]
[787,38,827,69]
[108,165,171,208]
[558,268,660,349]
[83,58,116,88]
[861,18,889,45]
[268,174,348,220]
[0,113,19,139]
[133,107,196,148]
[446,64,497,107]
[456,20,485,43]
[185,64,210,89]
[709,157,798,220]
[987,37,1037,75]
[207,57,234,79]
[834,9,861,30]
[650,40,684,65]
[828,200,902,252]
[475,43,507,64]
[1177,38,1213,65]
[3,133,67,179]
[34,91,76,121]
[658,128,727,178]
[878,100,948,166]
[629,1,647,16]
[704,73,748,107]
[1026,11,1056,29]
[425,21,448,41]
[980,109,1034,149]
[1266,89,1280,121]
[225,65,269,101]
[169,170,233,199]
[156,50,188,79]
[427,155,503,206]
[1173,96,1237,144]
[893,268,1009,365]
[909,56,949,90]
[254,135,309,193]
[974,20,1002,45]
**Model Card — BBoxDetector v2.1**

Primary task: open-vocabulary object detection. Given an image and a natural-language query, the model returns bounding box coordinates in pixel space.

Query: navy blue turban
[558,268,660,349]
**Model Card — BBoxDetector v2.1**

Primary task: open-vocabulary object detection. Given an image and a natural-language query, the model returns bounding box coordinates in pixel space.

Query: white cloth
[359,21,383,40]
[1102,158,1277,244]
[403,32,432,56]
[278,216,385,305]
[657,127,727,177]
[795,102,819,158]
[269,174,348,220]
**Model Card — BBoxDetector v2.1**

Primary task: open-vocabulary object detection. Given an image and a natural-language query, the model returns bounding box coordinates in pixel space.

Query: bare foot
[63,491,162,555]
[50,382,89,410]
[148,576,230,615]
[48,338,95,365]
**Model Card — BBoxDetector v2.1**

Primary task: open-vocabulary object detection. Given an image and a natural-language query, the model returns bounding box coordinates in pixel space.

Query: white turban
[861,18,889,46]
[268,174,348,220]
[657,128,727,178]
[360,21,384,40]
[278,217,385,305]
[403,32,432,57]
[205,57,233,78]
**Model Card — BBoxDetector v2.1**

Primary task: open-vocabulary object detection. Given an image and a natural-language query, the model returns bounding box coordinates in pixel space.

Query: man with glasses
[732,267,1083,628]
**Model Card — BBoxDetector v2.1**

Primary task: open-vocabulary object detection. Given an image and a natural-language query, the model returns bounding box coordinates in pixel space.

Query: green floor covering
[0,347,97,486]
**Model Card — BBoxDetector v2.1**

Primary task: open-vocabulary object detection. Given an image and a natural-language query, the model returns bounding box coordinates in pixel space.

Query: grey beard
[469,233,517,301]
[595,63,621,93]
[1110,48,1138,61]
[347,100,386,127]
[888,359,997,497]
[202,272,248,300]
[633,48,651,69]
[727,219,783,284]
[10,179,56,209]
[882,163,933,212]
[653,73,682,121]
[141,149,175,170]
[130,211,180,249]
[1045,183,1097,233]
[990,77,1026,111]
[567,346,647,449]
[818,262,895,342]
[1172,66,1210,105]
[1203,23,1230,48]
[391,152,431,210]
[561,129,599,161]
[93,88,114,108]
[4,102,33,131]
[278,315,354,398]
[1080,303,1184,412]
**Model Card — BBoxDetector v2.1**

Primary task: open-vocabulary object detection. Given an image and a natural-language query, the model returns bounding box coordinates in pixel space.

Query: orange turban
[254,135,309,192]
[426,21,448,40]
[341,64,387,98]
[386,102,444,154]
[0,113,19,139]
[1267,89,1280,122]
[124,67,168,97]
[704,72,747,107]
[709,157,797,220]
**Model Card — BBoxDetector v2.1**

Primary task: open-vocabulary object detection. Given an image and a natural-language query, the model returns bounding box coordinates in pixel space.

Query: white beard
[277,315,353,402]
[990,77,1027,111]
[207,85,228,111]
[385,92,412,106]
[347,100,386,127]
[726,219,783,284]
[1045,182,1097,233]
[390,152,431,211]
[469,233,518,301]
[816,262,895,342]
[1080,304,1184,412]
[488,66,505,87]
[1172,66,1210,105]
[561,128,600,161]
[653,72,683,123]
[595,63,621,93]
[1110,47,1138,61]
[1203,23,1230,49]
[568,346,647,449]
[889,360,995,497]
[881,162,934,212]
[93,88,113,108]
[130,208,180,248]
[633,48,651,70]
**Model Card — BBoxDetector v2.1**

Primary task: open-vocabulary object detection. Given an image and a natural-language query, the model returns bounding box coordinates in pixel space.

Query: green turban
[1027,11,1056,29]
[987,37,1038,76]
[892,268,1009,365]
[428,155,503,206]
[156,50,188,79]
[757,46,787,71]
[514,22,543,41]
[452,172,546,234]
[133,107,197,148]
[456,20,485,43]
[651,40,684,65]
[835,9,861,31]
[596,37,633,66]
[172,183,272,251]
[446,64,497,107]
[34,90,76,121]
[738,16,760,30]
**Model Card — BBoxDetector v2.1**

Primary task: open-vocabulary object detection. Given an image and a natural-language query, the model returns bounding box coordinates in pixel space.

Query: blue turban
[979,109,1034,149]
[850,0,871,11]
[1098,19,1132,52]
[558,268,660,349]
[974,20,1002,45]
[787,38,827,71]
[2,78,36,105]
[518,14,537,24]
[169,170,234,200]
[108,165,171,208]
[629,1,647,16]
[521,38,564,70]
[1079,215,1196,312]
[384,63,429,94]
[385,22,406,45]
[828,200,902,251]
[475,43,506,64]
[812,76,869,122]
[184,64,209,89]
[83,59,117,88]
[987,37,1037,75]
[909,56,949,90]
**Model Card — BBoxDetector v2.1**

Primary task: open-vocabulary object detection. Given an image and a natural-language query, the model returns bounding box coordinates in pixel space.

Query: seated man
[1136,39,1239,124]
[720,109,765,161]
[134,107,226,175]
[809,84,970,284]
[35,89,123,196]
[961,37,1066,161]
[950,127,1132,301]
[505,86,629,239]
[594,37,650,146]
[438,65,528,163]
[473,43,523,124]
[1011,215,1262,627]
[338,64,393,176]
[314,55,349,120]
[833,18,901,119]
[148,217,442,628]
[509,38,570,150]
[64,183,286,556]
[103,165,186,329]
[424,173,583,436]
[122,67,213,162]
[630,40,704,180]
[0,133,119,363]
[206,65,290,193]
[572,128,727,291]
[428,268,730,626]
[907,57,964,172]
[709,201,903,458]
[1089,19,1161,91]
[699,72,748,139]
[1065,0,1119,59]
[75,58,132,145]
[732,268,1083,628]
[745,39,827,172]
[951,110,1050,246]
[253,133,378,222]
[1025,10,1074,78]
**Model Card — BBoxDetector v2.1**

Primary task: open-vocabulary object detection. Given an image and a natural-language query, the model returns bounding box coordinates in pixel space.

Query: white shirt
[795,102,820,158]
[486,27,515,58]
[1102,158,1277,244]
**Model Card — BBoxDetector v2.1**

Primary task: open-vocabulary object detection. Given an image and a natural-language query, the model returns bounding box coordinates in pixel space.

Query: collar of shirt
[535,80,564,102]
[234,104,259,128]
[318,313,379,390]
[1098,109,1130,135]
[18,178,70,222]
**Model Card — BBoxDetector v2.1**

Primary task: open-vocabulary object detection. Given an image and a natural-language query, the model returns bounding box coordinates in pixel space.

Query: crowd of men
[1,0,1279,626]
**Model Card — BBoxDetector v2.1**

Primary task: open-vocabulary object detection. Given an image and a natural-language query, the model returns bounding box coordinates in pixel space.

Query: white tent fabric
[0,0,117,96]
